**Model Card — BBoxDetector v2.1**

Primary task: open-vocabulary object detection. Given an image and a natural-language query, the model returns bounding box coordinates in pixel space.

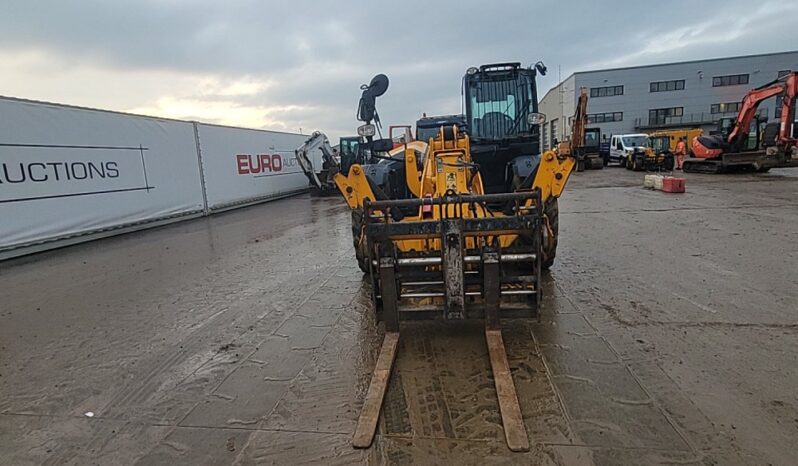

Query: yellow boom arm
[532,149,575,202]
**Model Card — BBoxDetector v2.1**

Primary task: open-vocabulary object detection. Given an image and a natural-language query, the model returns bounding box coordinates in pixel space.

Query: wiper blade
[508,90,531,134]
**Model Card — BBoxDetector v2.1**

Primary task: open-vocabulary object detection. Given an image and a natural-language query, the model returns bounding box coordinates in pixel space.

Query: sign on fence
[0,97,312,256]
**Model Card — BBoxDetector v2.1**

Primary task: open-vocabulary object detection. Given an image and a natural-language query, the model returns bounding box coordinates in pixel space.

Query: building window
[712,74,749,87]
[776,70,792,118]
[550,119,558,145]
[542,123,548,149]
[711,102,742,114]
[589,85,624,98]
[648,107,683,125]
[587,112,623,124]
[649,80,685,92]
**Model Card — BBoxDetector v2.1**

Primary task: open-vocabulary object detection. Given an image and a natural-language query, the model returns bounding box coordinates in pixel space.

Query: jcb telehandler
[332,63,576,452]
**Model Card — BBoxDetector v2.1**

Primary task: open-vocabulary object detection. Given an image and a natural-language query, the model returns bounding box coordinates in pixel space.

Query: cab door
[609,136,624,163]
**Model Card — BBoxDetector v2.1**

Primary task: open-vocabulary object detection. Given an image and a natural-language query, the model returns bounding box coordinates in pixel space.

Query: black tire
[663,155,675,171]
[351,209,369,273]
[542,198,559,270]
[592,157,604,169]
[619,156,626,168]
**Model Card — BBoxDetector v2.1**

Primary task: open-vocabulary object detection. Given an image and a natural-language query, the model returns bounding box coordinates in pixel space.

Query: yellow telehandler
[332,63,576,452]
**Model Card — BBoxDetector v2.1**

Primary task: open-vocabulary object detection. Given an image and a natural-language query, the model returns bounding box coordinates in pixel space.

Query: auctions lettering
[0,161,119,184]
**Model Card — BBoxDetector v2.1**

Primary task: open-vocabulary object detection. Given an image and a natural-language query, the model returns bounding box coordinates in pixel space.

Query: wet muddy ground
[2,167,797,465]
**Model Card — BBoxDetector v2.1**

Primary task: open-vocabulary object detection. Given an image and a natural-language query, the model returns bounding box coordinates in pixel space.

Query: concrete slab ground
[1,167,796,465]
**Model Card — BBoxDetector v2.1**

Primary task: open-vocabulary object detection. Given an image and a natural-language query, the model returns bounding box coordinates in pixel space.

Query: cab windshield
[584,131,599,149]
[622,135,649,147]
[650,137,669,153]
[468,74,535,140]
[340,138,360,159]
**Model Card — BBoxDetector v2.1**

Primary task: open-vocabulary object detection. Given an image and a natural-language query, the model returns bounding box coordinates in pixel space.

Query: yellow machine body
[334,126,574,254]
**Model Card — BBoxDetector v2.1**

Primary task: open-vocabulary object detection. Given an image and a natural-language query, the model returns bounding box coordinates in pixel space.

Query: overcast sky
[1,0,795,140]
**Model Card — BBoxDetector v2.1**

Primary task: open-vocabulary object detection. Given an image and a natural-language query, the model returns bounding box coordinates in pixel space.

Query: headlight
[466,67,478,75]
[357,124,375,137]
[527,112,546,125]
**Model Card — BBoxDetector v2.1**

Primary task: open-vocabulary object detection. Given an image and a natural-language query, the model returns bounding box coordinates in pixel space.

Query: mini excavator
[686,72,798,173]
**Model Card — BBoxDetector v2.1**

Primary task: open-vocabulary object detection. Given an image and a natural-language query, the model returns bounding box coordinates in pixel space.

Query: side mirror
[527,112,546,125]
[357,124,376,137]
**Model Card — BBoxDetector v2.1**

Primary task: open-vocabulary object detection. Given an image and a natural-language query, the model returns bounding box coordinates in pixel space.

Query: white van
[609,133,650,167]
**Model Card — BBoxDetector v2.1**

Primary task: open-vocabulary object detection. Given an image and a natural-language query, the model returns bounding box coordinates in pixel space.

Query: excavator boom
[294,131,340,195]
[562,88,602,170]
[727,80,788,148]
[572,87,588,151]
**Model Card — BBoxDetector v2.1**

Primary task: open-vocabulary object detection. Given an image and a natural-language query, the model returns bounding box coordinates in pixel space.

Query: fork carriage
[363,190,544,328]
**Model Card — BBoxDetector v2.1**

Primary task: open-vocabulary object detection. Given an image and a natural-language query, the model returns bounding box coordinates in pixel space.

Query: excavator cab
[338,135,395,172]
[650,135,670,155]
[338,136,361,173]
[585,128,601,152]
[715,117,764,152]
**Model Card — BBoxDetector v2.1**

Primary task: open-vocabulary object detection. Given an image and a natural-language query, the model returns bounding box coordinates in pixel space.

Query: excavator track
[683,158,722,174]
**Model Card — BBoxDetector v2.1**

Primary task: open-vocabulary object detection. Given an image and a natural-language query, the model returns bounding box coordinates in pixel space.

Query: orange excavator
[686,72,798,173]
[558,87,602,171]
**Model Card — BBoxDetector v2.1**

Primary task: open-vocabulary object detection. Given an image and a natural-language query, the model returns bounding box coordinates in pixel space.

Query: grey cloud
[1,0,795,138]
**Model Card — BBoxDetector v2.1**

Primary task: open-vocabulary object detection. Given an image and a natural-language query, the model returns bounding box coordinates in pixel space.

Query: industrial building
[538,50,798,150]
